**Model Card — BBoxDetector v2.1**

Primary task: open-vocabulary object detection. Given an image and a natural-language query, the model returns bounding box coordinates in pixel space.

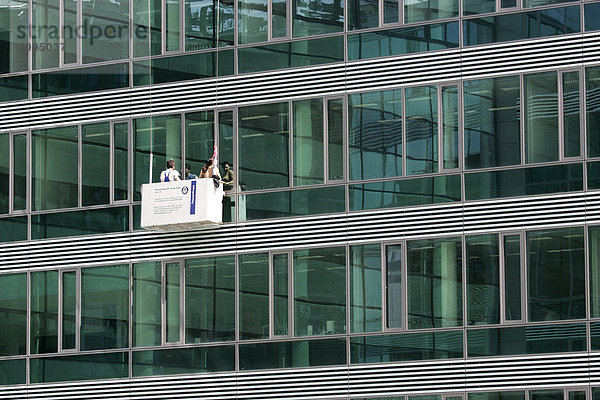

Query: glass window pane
[31,271,59,354]
[185,256,235,343]
[272,0,287,37]
[30,352,128,383]
[407,237,462,329]
[185,111,214,179]
[350,330,463,363]
[0,0,28,73]
[327,99,344,181]
[166,262,180,343]
[384,0,399,23]
[133,262,162,348]
[293,0,343,37]
[238,0,268,44]
[504,234,522,321]
[463,7,581,46]
[406,85,438,175]
[185,0,216,50]
[527,227,585,322]
[463,0,494,15]
[463,75,521,169]
[293,98,324,186]
[0,75,28,103]
[405,0,458,23]
[585,3,600,32]
[133,345,235,376]
[525,72,559,164]
[569,392,586,400]
[239,102,289,190]
[0,216,28,243]
[81,264,129,351]
[63,0,77,64]
[347,0,378,30]
[241,185,345,220]
[114,123,128,201]
[348,89,402,181]
[133,0,161,57]
[62,271,76,350]
[530,391,564,400]
[0,133,7,214]
[587,66,600,157]
[13,134,27,211]
[82,0,130,63]
[590,226,600,318]
[239,338,346,370]
[469,392,525,400]
[294,247,346,336]
[348,22,459,61]
[466,234,499,325]
[386,244,402,329]
[468,324,586,356]
[0,359,26,386]
[32,0,60,70]
[350,244,382,333]
[218,111,235,190]
[442,86,459,169]
[563,71,581,158]
[239,253,270,340]
[218,0,235,46]
[273,253,289,336]
[32,126,79,211]
[166,0,180,51]
[465,162,583,201]
[0,273,26,356]
[82,123,110,206]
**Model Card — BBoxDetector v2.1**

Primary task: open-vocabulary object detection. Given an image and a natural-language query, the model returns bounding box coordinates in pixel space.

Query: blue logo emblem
[181,186,189,194]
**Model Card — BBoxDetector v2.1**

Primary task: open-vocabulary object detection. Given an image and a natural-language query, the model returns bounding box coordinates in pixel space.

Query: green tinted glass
[527,227,585,322]
[239,253,270,340]
[407,237,462,329]
[133,345,235,376]
[272,0,287,37]
[348,89,402,181]
[32,0,60,70]
[404,0,458,23]
[30,352,128,383]
[529,391,564,400]
[133,262,162,347]
[0,1,28,73]
[82,123,110,206]
[31,271,59,354]
[239,338,347,370]
[133,0,161,57]
[463,6,580,46]
[136,52,216,85]
[32,126,79,211]
[185,111,214,179]
[114,123,128,201]
[349,175,461,211]
[0,273,27,356]
[406,85,437,175]
[585,3,600,32]
[327,99,344,181]
[185,0,216,50]
[442,86,459,169]
[586,66,600,157]
[241,185,345,221]
[524,72,559,164]
[294,247,346,336]
[166,262,181,343]
[466,235,500,325]
[350,244,382,333]
[504,235,523,321]
[386,244,402,329]
[0,133,7,214]
[0,359,25,386]
[293,98,324,186]
[468,323,586,357]
[81,265,129,350]
[590,227,600,318]
[13,134,27,211]
[347,22,459,60]
[63,0,77,63]
[469,393,525,400]
[0,75,28,103]
[350,330,463,363]
[165,0,179,51]
[239,102,289,190]
[218,0,235,46]
[464,163,583,201]
[238,0,268,44]
[563,71,581,158]
[273,253,289,336]
[347,0,378,30]
[185,256,235,343]
[463,0,494,15]
[31,207,129,240]
[82,0,129,63]
[62,271,76,350]
[0,216,27,243]
[293,0,343,37]
[218,111,234,187]
[463,75,521,169]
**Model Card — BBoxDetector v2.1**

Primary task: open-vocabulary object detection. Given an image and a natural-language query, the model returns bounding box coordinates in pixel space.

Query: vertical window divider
[581,66,587,160]
[520,231,527,322]
[75,268,81,352]
[378,0,384,26]
[161,261,166,345]
[161,0,166,54]
[323,97,329,184]
[269,251,274,338]
[559,70,566,161]
[181,113,187,179]
[127,120,133,206]
[458,82,464,171]
[437,84,444,173]
[380,242,387,331]
[235,253,240,342]
[345,243,350,336]
[28,0,32,74]
[499,233,507,324]
[402,240,407,330]
[58,270,64,353]
[288,250,293,337]
[179,260,185,345]
[8,132,14,214]
[519,74,525,165]
[26,271,31,356]
[585,225,591,322]
[59,0,64,67]
[288,101,293,187]
[267,0,273,41]
[461,233,467,328]
[288,0,293,39]
[109,123,115,205]
[26,130,31,214]
[180,0,186,51]
[401,87,407,177]
[77,0,82,65]
[398,0,403,25]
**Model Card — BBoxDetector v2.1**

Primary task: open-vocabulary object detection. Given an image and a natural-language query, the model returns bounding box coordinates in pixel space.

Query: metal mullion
[438,84,444,173]
[161,0,166,54]
[402,240,407,330]
[381,243,387,331]
[182,113,186,178]
[581,66,587,160]
[345,243,350,338]
[559,70,566,161]
[520,231,527,323]
[461,233,467,328]
[78,124,82,208]
[59,0,64,67]
[180,0,185,51]
[8,132,14,214]
[402,88,407,177]
[267,0,273,41]
[288,250,293,337]
[75,268,81,352]
[520,74,526,166]
[77,0,82,65]
[378,0,384,26]
[235,253,239,342]
[161,261,166,345]
[323,97,329,184]
[269,252,274,338]
[289,101,294,187]
[499,233,507,324]
[28,0,32,73]
[180,260,185,345]
[26,271,31,356]
[109,122,115,204]
[57,270,63,353]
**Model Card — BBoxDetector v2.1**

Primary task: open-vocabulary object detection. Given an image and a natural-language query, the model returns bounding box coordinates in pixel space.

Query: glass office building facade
[1,0,600,398]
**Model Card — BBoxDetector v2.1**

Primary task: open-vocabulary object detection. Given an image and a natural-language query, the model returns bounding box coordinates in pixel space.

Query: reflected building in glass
[1,0,600,398]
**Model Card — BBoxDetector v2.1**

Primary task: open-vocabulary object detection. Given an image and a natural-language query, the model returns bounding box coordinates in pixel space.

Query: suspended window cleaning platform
[141,179,224,231]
